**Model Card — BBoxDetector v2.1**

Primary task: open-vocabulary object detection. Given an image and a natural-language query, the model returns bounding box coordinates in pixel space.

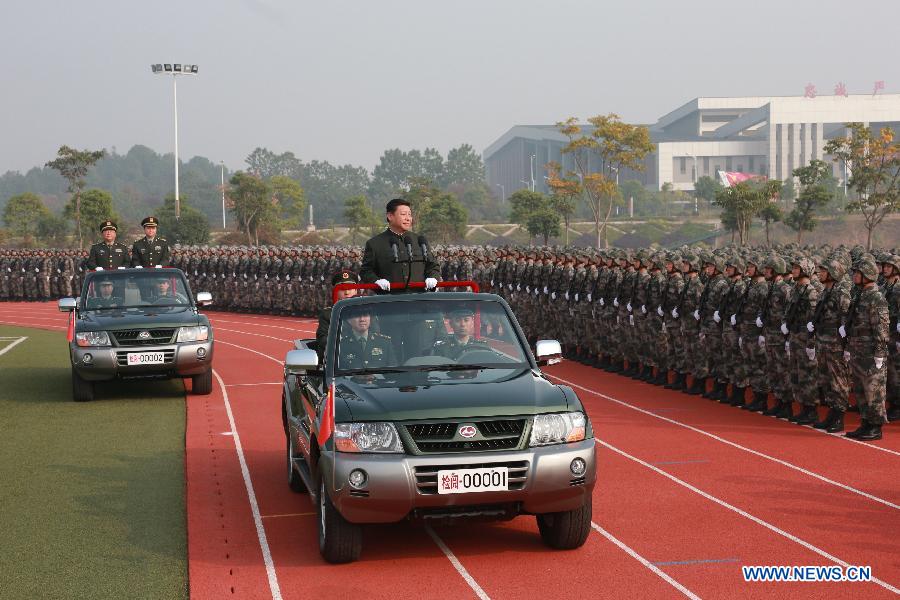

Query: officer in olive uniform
[337,306,396,370]
[86,277,123,309]
[431,307,491,359]
[85,221,130,270]
[316,269,359,361]
[131,216,171,268]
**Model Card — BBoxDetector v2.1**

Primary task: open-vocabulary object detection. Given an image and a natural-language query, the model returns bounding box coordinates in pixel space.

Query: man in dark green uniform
[431,307,491,360]
[316,269,359,361]
[337,306,396,371]
[131,216,171,268]
[85,221,130,270]
[86,277,123,309]
[360,198,441,292]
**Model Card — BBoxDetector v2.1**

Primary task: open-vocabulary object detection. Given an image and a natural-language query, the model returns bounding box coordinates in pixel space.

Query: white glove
[34,268,39,272]
[755,316,763,328]
[641,305,647,314]
[587,293,592,302]
[275,275,281,281]
[194,270,198,275]
[575,293,579,302]
[525,285,530,293]
[264,274,268,280]
[613,297,619,307]
[699,332,705,341]
[629,315,634,326]
[425,277,438,290]
[599,297,605,306]
[135,265,143,269]
[896,323,900,334]
[656,306,663,317]
[551,292,557,300]
[375,279,390,291]
[490,280,494,286]
[758,336,765,347]
[805,347,815,361]
[543,286,548,294]
[875,357,885,369]
[672,308,679,319]
[843,350,851,362]
[533,288,539,295]
[784,341,791,356]
[730,314,737,326]
[117,266,125,270]
[738,336,743,349]
[713,310,721,323]
[565,291,570,300]
[693,309,700,320]
[780,323,789,335]
[626,302,632,312]
[508,283,513,290]
[806,322,815,333]
[516,284,521,291]
[95,267,103,271]
[838,325,846,338]
[286,275,291,281]
[155,265,162,269]
[320,275,325,281]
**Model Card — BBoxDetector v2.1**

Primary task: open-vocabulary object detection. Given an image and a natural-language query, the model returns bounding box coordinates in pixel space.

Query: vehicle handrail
[331,280,480,304]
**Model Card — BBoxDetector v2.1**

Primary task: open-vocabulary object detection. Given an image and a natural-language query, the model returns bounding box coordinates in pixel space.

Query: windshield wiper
[410,363,513,371]
[338,367,411,376]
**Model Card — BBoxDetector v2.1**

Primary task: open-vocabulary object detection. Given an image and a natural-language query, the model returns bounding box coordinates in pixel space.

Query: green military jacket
[431,336,491,360]
[131,236,171,268]
[338,331,397,370]
[360,229,441,291]
[86,242,130,270]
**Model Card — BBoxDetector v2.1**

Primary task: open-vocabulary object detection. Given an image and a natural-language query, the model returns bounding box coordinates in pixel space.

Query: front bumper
[70,342,214,381]
[321,439,596,523]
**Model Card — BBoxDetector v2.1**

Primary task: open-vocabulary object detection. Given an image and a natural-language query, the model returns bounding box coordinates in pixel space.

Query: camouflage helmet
[853,257,879,281]
[883,254,900,274]
[764,255,787,275]
[796,257,816,278]
[681,253,701,271]
[727,255,745,273]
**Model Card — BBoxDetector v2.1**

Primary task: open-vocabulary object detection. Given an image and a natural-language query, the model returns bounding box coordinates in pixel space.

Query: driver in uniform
[431,307,490,359]
[338,306,396,370]
[89,277,123,308]
[149,277,188,304]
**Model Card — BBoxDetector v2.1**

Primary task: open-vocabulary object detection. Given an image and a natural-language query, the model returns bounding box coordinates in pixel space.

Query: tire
[191,369,213,395]
[317,474,362,563]
[72,367,94,402]
[536,496,592,550]
[287,435,307,493]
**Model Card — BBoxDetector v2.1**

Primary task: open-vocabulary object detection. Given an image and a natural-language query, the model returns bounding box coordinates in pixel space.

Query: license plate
[127,352,165,365]
[437,467,508,494]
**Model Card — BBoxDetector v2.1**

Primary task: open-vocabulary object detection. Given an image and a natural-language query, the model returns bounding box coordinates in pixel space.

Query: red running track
[2,303,898,599]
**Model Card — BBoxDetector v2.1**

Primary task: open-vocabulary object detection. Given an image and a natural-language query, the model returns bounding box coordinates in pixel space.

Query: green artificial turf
[0,325,187,600]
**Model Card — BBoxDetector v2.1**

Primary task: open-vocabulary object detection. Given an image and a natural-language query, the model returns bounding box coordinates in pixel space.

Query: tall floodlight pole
[220,161,226,229]
[495,183,505,203]
[530,154,536,192]
[151,63,199,219]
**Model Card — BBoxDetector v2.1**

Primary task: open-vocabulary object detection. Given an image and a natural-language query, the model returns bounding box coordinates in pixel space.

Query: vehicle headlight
[334,422,403,453]
[529,412,586,446]
[177,326,209,343]
[75,331,111,347]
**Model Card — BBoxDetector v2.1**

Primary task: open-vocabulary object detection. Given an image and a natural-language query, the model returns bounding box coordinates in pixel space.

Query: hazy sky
[2,0,896,175]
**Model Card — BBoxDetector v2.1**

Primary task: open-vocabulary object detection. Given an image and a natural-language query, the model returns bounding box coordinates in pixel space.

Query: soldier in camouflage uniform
[719,256,748,405]
[646,256,669,385]
[678,254,705,394]
[738,256,771,411]
[662,253,686,389]
[784,258,820,424]
[699,256,730,399]
[760,255,793,416]
[880,255,900,422]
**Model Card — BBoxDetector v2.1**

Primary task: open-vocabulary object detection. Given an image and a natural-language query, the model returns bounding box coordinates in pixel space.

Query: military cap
[727,255,745,272]
[681,253,700,271]
[100,220,117,232]
[764,255,787,275]
[853,257,879,281]
[883,254,900,273]
[447,305,476,319]
[141,216,159,227]
[332,269,360,287]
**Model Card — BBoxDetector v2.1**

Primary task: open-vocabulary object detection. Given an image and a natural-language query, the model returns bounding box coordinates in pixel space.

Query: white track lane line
[590,522,700,600]
[596,438,900,595]
[425,525,491,600]
[0,319,63,330]
[551,374,900,509]
[0,336,27,357]
[214,327,293,342]
[213,369,283,600]
[209,318,315,332]
[216,340,284,365]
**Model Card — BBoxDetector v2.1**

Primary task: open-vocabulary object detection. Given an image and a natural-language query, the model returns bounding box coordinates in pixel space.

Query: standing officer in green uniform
[316,270,359,361]
[337,306,397,371]
[360,198,441,292]
[85,221,130,270]
[131,216,171,268]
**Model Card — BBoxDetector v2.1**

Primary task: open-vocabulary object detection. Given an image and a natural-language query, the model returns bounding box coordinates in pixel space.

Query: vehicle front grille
[404,418,527,454]
[116,349,176,366]
[414,460,529,495]
[112,328,177,346]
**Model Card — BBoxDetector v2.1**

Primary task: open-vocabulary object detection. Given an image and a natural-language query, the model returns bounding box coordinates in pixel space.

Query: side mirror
[535,339,562,367]
[285,349,319,375]
[58,298,77,312]
[196,292,213,306]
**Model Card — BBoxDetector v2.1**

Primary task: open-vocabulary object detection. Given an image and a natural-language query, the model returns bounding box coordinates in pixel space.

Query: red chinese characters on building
[873,80,885,95]
[804,83,817,98]
[834,82,848,97]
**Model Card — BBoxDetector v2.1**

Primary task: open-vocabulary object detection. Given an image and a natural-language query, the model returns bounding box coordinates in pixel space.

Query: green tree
[444,144,485,187]
[45,145,106,248]
[694,175,723,208]
[36,213,69,246]
[270,175,306,229]
[158,195,210,244]
[714,182,765,246]
[825,123,900,249]
[227,172,276,245]
[754,180,783,246]
[508,189,549,224]
[3,192,50,245]
[757,203,783,246]
[556,114,654,247]
[526,206,561,245]
[65,189,117,237]
[344,195,378,244]
[786,159,833,243]
[418,193,468,243]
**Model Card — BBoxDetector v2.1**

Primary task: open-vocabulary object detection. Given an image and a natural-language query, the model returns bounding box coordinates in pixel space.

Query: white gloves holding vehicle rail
[375,279,390,291]
[425,278,438,290]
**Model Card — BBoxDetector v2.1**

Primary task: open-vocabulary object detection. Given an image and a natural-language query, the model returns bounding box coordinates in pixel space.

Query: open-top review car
[59,268,214,402]
[282,287,596,563]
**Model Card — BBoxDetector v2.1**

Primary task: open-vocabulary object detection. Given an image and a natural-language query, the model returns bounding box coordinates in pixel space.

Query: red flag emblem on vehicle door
[458,425,477,438]
[319,381,335,447]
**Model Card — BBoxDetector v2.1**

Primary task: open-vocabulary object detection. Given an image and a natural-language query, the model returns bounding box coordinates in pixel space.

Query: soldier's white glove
[755,316,763,328]
[757,335,765,347]
[275,275,280,281]
[699,332,705,341]
[490,280,494,286]
[672,307,679,319]
[551,292,557,300]
[193,270,198,275]
[738,336,743,349]
[896,323,900,334]
[95,267,103,271]
[626,302,632,312]
[657,306,663,317]
[516,284,521,291]
[243,274,247,279]
[264,274,268,280]
[574,293,579,302]
[135,265,143,269]
[613,297,619,307]
[713,310,721,323]
[565,291,569,300]
[693,309,700,320]
[117,266,125,269]
[543,286,548,294]
[525,285,530,293]
[838,325,846,338]
[629,315,634,326]
[805,347,815,361]
[508,283,513,290]
[425,277,438,290]
[320,275,325,281]
[784,341,791,356]
[875,357,885,369]
[155,265,162,269]
[806,322,815,333]
[533,288,539,295]
[843,350,851,362]
[730,314,737,326]
[375,279,390,291]
[286,275,291,281]
[34,267,39,272]
[641,305,647,314]
[56,269,61,273]
[587,293,592,302]
[780,323,789,335]
[599,297,605,306]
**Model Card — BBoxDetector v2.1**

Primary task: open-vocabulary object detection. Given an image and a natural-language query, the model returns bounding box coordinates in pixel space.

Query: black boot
[608,360,623,373]
[886,403,900,422]
[686,377,705,395]
[794,405,817,425]
[711,382,727,401]
[728,386,747,406]
[640,365,654,381]
[813,408,839,430]
[652,369,669,386]
[663,371,678,389]
[845,420,869,439]
[856,423,883,441]
[745,391,768,412]
[825,412,845,433]
[762,398,782,416]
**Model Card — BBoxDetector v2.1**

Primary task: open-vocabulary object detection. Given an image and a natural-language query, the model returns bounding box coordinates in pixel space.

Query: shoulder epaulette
[373,332,392,340]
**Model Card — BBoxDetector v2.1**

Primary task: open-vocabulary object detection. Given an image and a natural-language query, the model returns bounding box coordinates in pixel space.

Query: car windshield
[334,298,529,374]
[82,271,192,310]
